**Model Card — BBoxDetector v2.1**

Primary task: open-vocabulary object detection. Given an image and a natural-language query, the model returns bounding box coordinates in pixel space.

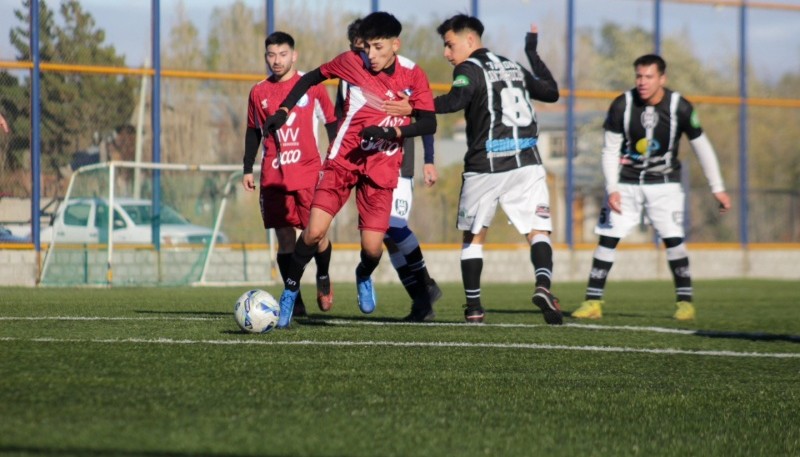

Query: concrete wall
[1,245,798,287]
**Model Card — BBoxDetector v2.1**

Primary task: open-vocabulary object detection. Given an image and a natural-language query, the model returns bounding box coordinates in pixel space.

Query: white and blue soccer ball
[233,289,280,334]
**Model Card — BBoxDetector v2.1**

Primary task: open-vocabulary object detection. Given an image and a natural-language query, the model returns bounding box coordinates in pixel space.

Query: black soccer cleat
[463,303,485,324]
[293,299,308,318]
[426,278,443,305]
[404,303,436,323]
[532,286,563,325]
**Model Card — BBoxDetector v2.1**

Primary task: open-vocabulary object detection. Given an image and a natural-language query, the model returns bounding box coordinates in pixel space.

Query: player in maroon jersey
[262,12,438,328]
[242,32,338,318]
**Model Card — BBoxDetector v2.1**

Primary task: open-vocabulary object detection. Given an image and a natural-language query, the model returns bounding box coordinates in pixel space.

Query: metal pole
[738,4,749,245]
[267,0,275,35]
[654,0,662,54]
[565,0,576,248]
[471,0,479,17]
[151,0,161,251]
[30,0,42,257]
[371,0,379,12]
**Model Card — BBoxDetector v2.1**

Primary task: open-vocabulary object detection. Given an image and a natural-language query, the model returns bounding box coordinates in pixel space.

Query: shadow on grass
[694,330,800,343]
[0,446,300,457]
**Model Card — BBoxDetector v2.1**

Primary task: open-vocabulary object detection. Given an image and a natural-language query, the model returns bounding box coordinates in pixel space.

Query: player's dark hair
[265,31,295,50]
[436,14,484,38]
[634,54,666,74]
[358,11,402,41]
[347,18,363,45]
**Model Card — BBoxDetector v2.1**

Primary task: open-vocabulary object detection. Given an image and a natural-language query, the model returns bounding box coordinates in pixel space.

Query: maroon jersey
[320,51,434,189]
[247,72,335,191]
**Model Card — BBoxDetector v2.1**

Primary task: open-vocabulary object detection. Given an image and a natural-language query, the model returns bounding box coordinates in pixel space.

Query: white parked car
[40,198,228,245]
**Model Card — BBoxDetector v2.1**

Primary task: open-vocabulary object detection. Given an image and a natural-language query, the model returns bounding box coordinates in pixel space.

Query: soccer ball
[233,289,280,334]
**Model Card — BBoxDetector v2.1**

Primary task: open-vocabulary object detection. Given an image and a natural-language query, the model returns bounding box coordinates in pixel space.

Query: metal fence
[1,0,799,249]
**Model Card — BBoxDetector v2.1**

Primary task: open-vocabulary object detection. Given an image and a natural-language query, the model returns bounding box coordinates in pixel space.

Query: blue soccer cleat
[356,270,376,314]
[277,288,299,328]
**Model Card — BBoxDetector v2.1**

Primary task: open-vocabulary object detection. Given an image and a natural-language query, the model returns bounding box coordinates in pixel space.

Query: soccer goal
[38,161,275,287]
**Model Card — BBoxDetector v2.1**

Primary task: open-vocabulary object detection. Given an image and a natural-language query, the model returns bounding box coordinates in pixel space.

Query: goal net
[39,161,275,287]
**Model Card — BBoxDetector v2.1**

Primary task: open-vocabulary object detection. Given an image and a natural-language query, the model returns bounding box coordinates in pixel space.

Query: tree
[160,0,213,165]
[8,0,136,195]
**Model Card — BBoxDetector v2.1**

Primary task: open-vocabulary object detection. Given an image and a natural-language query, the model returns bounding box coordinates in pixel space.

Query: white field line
[2,316,798,359]
[0,315,696,335]
[0,336,798,359]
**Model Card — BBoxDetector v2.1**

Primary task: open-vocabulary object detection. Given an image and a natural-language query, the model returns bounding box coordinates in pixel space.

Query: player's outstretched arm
[524,23,559,103]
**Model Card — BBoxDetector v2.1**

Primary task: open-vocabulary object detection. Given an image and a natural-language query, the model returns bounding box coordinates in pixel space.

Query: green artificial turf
[1,280,798,456]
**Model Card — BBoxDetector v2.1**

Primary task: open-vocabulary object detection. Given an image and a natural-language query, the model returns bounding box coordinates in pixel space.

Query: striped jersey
[604,88,703,185]
[434,47,558,174]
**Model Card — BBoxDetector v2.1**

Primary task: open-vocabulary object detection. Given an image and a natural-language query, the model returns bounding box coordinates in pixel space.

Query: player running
[340,18,442,322]
[242,32,337,318]
[262,12,438,328]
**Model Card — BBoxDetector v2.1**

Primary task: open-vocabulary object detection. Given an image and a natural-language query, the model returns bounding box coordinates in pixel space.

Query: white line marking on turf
[324,319,699,335]
[0,316,697,334]
[0,336,797,359]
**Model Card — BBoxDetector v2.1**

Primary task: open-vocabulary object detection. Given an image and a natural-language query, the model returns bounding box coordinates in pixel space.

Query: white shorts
[389,176,414,229]
[457,165,552,235]
[595,182,685,239]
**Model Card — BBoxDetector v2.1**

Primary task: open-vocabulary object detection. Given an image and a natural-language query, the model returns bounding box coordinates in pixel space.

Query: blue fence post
[565,0,576,248]
[267,0,275,35]
[738,4,749,246]
[151,0,161,250]
[653,0,662,55]
[31,0,42,258]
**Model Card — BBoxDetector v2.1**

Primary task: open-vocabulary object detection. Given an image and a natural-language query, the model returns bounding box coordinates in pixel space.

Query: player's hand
[423,163,438,187]
[0,114,8,134]
[383,91,413,117]
[242,173,256,192]
[527,24,539,51]
[607,191,622,214]
[713,191,731,214]
[263,109,288,135]
[360,125,397,140]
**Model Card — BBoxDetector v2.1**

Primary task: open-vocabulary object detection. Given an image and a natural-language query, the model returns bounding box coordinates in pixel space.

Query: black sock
[285,237,316,292]
[669,257,692,302]
[461,258,482,306]
[530,240,553,289]
[663,237,692,302]
[314,242,332,279]
[585,259,613,300]
[277,252,303,303]
[356,250,381,278]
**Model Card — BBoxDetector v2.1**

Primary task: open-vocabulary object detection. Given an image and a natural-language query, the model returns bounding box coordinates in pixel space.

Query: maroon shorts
[312,161,393,233]
[259,185,314,229]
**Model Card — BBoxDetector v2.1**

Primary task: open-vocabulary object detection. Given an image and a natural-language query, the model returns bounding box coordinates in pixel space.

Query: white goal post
[38,161,275,287]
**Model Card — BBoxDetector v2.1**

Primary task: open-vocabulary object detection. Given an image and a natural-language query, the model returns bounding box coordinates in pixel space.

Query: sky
[1,0,798,84]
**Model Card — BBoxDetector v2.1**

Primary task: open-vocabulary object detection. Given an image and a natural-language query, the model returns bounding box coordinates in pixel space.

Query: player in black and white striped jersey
[384,15,561,324]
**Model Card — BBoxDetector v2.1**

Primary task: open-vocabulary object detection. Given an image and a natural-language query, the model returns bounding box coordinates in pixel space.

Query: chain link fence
[1,0,798,246]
